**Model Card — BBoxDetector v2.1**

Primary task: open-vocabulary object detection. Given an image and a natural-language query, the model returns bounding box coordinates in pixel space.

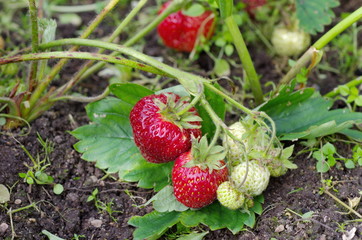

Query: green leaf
[123,162,173,191]
[128,211,181,240]
[339,129,362,142]
[355,96,362,106]
[322,142,336,155]
[144,185,189,212]
[183,3,205,17]
[344,159,355,169]
[249,201,263,215]
[338,85,350,96]
[225,44,234,56]
[156,85,190,97]
[38,18,57,43]
[243,211,256,228]
[0,117,6,126]
[316,160,330,173]
[301,211,314,220]
[254,194,264,204]
[110,83,153,105]
[260,90,362,140]
[53,184,64,195]
[72,97,138,176]
[42,230,65,240]
[296,0,340,34]
[196,83,226,140]
[213,59,230,77]
[177,231,209,240]
[180,202,246,234]
[0,184,10,203]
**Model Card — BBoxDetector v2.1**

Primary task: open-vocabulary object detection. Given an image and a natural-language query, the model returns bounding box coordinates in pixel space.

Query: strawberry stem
[176,84,203,116]
[224,15,263,105]
[313,7,362,50]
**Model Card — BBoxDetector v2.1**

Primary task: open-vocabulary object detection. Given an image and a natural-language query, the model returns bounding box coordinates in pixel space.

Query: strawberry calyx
[184,135,227,173]
[153,93,202,130]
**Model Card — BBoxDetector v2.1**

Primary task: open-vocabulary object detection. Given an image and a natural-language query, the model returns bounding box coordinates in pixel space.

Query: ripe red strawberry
[157,1,215,52]
[130,92,202,164]
[172,137,228,208]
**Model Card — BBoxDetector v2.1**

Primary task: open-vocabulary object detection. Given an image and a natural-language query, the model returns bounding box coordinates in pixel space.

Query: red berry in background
[172,137,228,208]
[157,1,215,52]
[130,93,202,164]
[243,0,267,17]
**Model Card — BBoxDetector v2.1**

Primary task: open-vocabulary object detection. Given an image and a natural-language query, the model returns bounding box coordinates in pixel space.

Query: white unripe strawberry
[217,181,245,210]
[231,160,270,196]
[271,25,311,57]
[223,121,248,162]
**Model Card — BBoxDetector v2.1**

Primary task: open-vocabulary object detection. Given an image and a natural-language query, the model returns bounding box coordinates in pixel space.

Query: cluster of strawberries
[130,93,228,208]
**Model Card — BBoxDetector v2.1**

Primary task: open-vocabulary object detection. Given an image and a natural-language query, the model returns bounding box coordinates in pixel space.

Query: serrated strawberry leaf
[180,202,247,234]
[296,0,340,34]
[123,162,173,191]
[71,96,171,190]
[144,185,189,212]
[128,211,181,240]
[177,231,209,240]
[260,89,362,140]
[109,83,153,105]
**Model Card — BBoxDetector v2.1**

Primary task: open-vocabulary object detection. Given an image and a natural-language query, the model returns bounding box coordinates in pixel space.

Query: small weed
[71,234,86,240]
[87,188,122,222]
[17,133,63,195]
[312,142,362,173]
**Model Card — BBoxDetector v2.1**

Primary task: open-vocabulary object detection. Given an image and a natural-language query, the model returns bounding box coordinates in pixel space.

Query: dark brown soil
[1,1,362,240]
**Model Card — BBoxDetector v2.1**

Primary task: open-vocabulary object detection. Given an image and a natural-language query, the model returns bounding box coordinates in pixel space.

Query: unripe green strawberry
[217,181,245,210]
[223,121,248,162]
[271,25,311,57]
[231,160,270,196]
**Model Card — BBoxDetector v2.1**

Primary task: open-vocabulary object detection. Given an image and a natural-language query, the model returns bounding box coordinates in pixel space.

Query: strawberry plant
[0,0,362,239]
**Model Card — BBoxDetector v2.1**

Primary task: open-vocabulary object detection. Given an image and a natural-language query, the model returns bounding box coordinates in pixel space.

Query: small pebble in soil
[319,234,327,240]
[90,218,103,228]
[0,223,9,233]
[14,199,22,205]
[28,218,37,224]
[275,224,285,233]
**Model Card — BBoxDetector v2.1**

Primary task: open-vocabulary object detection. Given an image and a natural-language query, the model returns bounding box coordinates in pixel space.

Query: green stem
[48,1,109,13]
[54,0,148,97]
[79,0,186,80]
[0,97,20,116]
[28,0,39,53]
[52,87,110,102]
[278,46,322,88]
[324,189,362,218]
[224,15,263,105]
[28,0,40,89]
[0,51,170,77]
[324,76,362,98]
[313,6,362,50]
[40,39,205,94]
[7,202,39,214]
[176,84,204,116]
[208,123,221,151]
[25,0,120,117]
[204,83,254,116]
